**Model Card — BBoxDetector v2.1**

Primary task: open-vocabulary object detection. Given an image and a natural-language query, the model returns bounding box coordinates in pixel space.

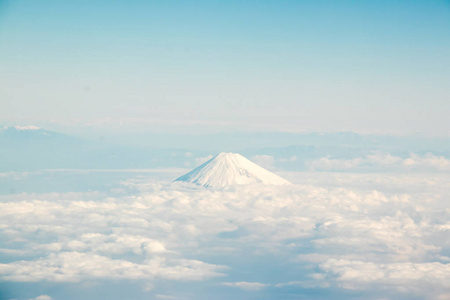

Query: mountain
[0,125,78,142]
[174,152,291,187]
[0,125,212,171]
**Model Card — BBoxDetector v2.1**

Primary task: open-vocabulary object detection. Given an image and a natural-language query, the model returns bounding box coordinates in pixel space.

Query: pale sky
[0,0,449,135]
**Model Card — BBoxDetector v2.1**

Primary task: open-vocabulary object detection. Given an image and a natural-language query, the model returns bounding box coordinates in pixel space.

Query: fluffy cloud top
[0,170,449,299]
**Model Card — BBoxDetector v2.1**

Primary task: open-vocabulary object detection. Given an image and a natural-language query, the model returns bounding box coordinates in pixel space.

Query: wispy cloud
[222,281,269,291]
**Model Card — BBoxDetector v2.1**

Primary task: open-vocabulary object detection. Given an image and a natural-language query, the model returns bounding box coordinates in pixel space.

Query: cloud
[402,153,450,171]
[222,281,268,291]
[279,156,298,163]
[29,296,51,300]
[308,157,364,171]
[156,294,178,299]
[275,275,330,289]
[0,171,449,299]
[307,152,450,172]
[0,252,225,283]
[320,259,450,297]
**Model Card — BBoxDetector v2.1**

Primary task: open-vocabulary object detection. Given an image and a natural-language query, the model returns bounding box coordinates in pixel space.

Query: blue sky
[0,0,449,134]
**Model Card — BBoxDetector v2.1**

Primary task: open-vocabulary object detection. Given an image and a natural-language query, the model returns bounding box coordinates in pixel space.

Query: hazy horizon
[1,0,450,136]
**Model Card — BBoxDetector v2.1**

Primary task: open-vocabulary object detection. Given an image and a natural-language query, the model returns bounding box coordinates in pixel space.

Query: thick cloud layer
[0,171,449,299]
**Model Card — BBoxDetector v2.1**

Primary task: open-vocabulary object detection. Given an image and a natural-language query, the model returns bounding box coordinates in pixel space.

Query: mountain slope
[175,152,290,187]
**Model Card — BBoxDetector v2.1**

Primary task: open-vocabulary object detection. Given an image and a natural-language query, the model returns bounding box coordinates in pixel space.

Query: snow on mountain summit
[175,152,291,187]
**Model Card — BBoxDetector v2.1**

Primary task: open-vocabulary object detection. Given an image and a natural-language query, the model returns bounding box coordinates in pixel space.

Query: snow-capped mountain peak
[175,152,290,187]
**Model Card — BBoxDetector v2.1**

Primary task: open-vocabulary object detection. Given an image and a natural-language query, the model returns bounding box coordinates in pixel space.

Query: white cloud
[320,259,450,297]
[14,125,40,130]
[156,294,178,299]
[307,152,450,172]
[278,156,297,163]
[0,171,449,299]
[222,281,269,291]
[308,157,364,171]
[402,153,450,171]
[0,252,225,282]
[275,275,330,289]
[29,295,51,300]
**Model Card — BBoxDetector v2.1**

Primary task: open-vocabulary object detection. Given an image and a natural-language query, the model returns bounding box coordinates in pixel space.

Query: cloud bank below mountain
[0,170,448,299]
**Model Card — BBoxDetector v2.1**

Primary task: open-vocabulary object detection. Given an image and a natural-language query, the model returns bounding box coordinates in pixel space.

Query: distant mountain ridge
[1,125,449,172]
[0,125,75,142]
